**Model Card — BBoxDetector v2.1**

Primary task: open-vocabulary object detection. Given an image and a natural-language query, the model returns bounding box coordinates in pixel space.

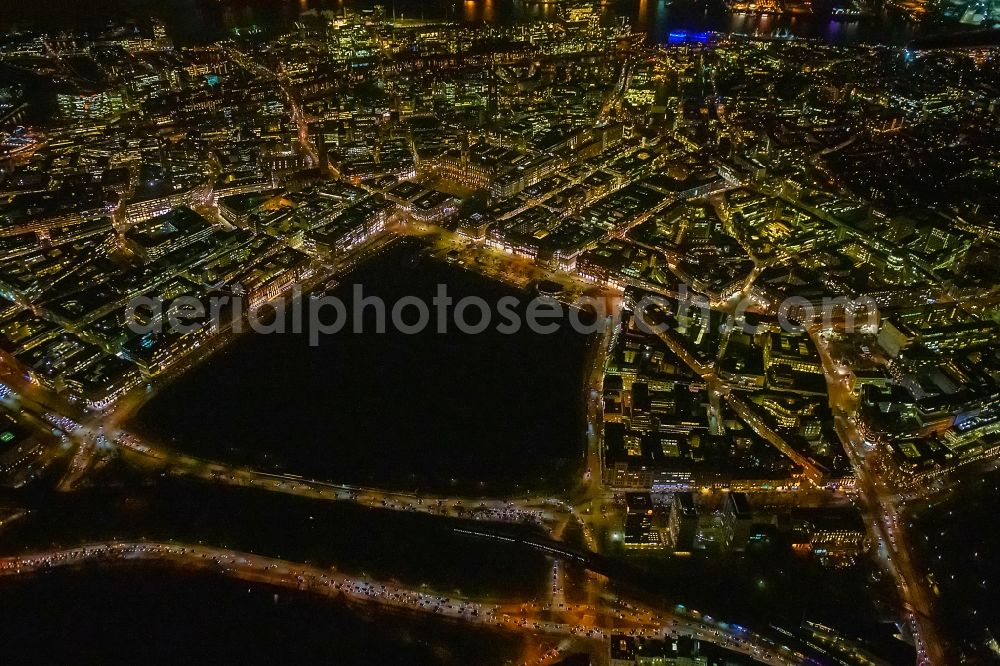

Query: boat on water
[829,0,876,19]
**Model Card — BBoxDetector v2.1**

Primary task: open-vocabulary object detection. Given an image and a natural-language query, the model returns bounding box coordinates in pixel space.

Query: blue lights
[666,30,712,45]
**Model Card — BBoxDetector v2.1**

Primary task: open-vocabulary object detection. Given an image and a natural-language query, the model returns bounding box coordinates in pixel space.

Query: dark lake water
[133,239,592,495]
[0,566,526,665]
[0,0,957,46]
